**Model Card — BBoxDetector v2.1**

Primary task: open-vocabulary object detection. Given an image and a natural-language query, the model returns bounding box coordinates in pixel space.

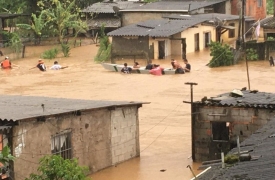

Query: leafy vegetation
[267,37,275,41]
[224,154,239,164]
[61,43,71,57]
[208,41,234,68]
[25,155,89,180]
[94,25,111,62]
[246,48,258,61]
[0,146,15,176]
[41,48,59,59]
[16,11,48,45]
[267,0,274,15]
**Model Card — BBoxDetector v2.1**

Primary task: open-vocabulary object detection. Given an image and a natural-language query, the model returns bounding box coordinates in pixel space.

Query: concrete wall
[193,106,275,162]
[122,12,185,26]
[220,20,240,46]
[12,106,140,179]
[181,24,216,54]
[111,36,150,62]
[111,107,139,165]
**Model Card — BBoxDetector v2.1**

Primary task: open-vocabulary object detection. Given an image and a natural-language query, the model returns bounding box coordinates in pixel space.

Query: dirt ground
[1,43,275,180]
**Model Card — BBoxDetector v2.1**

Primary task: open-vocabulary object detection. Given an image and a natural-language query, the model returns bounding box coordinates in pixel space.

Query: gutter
[190,167,212,180]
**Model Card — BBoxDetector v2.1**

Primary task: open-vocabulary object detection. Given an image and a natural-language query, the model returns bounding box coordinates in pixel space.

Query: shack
[0,95,147,179]
[191,90,275,162]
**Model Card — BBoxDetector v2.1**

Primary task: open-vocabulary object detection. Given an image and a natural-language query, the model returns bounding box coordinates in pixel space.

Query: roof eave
[120,9,189,12]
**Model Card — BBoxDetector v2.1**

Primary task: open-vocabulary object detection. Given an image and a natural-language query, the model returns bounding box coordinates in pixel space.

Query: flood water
[1,44,275,180]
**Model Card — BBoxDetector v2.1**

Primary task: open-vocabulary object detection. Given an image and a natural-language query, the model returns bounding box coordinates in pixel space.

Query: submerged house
[120,0,231,26]
[108,13,244,61]
[82,1,144,34]
[0,95,147,179]
[191,90,275,162]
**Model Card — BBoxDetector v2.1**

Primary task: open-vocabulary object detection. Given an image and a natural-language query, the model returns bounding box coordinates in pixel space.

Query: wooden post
[22,45,25,58]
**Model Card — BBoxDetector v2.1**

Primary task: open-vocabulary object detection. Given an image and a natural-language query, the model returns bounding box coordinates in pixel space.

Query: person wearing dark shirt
[183,59,191,72]
[270,56,274,66]
[30,59,47,71]
[145,63,153,70]
[121,63,132,74]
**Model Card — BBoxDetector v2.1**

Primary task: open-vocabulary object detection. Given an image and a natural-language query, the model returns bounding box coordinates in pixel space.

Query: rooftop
[198,117,275,179]
[165,13,254,21]
[195,90,275,109]
[0,95,147,122]
[120,0,227,12]
[82,1,145,13]
[259,16,275,29]
[108,19,203,37]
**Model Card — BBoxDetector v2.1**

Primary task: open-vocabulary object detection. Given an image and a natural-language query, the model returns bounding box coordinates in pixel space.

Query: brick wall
[193,106,275,162]
[231,0,266,19]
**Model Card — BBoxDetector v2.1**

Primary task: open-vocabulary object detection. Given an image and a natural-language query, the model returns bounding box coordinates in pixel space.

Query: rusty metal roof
[198,117,275,179]
[0,95,147,122]
[82,1,145,13]
[120,0,227,12]
[195,90,275,109]
[108,19,203,37]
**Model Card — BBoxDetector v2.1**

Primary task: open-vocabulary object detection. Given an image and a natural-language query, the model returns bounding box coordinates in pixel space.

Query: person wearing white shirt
[50,61,68,70]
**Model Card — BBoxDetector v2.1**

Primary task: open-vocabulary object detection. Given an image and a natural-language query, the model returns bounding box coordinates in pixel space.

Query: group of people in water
[0,57,68,71]
[121,59,191,75]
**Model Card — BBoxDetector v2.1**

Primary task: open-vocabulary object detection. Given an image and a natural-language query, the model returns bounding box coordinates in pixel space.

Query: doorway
[204,32,211,48]
[158,41,165,59]
[182,39,186,59]
[194,33,200,51]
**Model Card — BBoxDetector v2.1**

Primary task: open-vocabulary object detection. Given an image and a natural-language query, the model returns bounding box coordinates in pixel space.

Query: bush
[208,41,234,68]
[41,48,58,59]
[61,43,70,57]
[246,48,258,61]
[224,154,239,164]
[94,25,111,62]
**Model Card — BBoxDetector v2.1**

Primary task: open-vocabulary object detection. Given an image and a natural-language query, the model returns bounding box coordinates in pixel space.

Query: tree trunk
[274,0,275,17]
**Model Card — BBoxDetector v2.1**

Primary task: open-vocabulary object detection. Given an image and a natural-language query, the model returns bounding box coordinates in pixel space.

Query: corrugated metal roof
[198,117,275,179]
[165,13,254,21]
[82,1,145,13]
[108,19,203,37]
[195,90,275,108]
[0,95,147,122]
[120,0,227,12]
[260,16,275,29]
[87,17,121,28]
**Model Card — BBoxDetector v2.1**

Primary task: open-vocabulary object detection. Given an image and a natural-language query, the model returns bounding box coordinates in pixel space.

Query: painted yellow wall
[149,38,172,59]
[181,24,216,54]
[220,20,240,44]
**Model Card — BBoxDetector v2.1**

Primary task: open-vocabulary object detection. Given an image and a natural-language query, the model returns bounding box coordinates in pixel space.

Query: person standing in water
[1,57,19,69]
[30,59,47,71]
[270,56,274,66]
[50,61,68,70]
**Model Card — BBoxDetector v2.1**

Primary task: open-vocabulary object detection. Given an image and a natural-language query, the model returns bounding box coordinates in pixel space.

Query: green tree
[267,0,274,15]
[40,0,87,43]
[25,155,89,180]
[0,146,15,176]
[208,41,234,68]
[16,11,48,45]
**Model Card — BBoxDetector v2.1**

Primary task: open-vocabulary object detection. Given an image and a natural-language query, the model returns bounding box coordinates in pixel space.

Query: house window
[257,0,262,7]
[51,130,72,159]
[204,32,211,48]
[228,23,235,38]
[212,122,229,141]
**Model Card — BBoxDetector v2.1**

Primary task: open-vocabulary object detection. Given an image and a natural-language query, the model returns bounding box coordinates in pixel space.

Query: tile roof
[108,19,203,37]
[120,0,228,12]
[260,16,275,29]
[82,1,145,13]
[198,117,275,180]
[194,90,275,109]
[87,17,121,28]
[0,95,147,122]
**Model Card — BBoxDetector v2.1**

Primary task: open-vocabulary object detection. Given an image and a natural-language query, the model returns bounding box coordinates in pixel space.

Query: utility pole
[183,82,198,161]
[241,0,245,48]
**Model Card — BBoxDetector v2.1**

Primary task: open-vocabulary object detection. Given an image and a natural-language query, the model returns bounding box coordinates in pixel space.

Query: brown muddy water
[1,44,275,180]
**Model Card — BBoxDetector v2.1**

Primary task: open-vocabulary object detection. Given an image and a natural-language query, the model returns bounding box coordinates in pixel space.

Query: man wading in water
[29,59,47,71]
